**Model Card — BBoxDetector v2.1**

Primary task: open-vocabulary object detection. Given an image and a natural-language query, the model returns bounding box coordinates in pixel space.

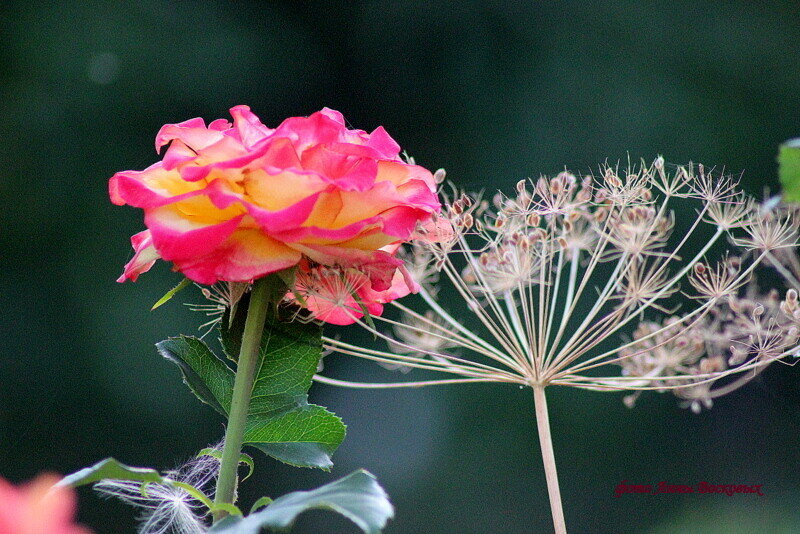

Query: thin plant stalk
[213,277,272,522]
[533,386,566,534]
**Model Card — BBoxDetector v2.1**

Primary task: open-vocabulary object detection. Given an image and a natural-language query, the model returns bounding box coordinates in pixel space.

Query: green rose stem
[533,386,566,534]
[213,277,273,522]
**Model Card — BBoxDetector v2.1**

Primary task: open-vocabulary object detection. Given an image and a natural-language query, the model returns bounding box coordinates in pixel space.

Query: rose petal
[109,164,207,208]
[366,126,402,160]
[173,227,302,285]
[145,205,245,261]
[155,117,220,153]
[117,230,160,282]
[229,105,274,148]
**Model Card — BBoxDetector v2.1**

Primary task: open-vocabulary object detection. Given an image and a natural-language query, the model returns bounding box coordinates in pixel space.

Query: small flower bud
[577,189,591,202]
[604,169,622,188]
[493,192,504,209]
[788,288,798,304]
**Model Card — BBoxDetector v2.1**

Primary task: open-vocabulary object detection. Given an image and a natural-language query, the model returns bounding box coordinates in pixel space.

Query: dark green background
[1,1,798,532]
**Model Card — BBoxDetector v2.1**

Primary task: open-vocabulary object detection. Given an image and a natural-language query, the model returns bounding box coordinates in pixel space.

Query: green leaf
[779,138,800,203]
[157,336,235,416]
[57,458,164,488]
[241,316,345,469]
[250,496,274,514]
[246,405,345,470]
[209,470,393,534]
[164,312,345,470]
[151,277,191,310]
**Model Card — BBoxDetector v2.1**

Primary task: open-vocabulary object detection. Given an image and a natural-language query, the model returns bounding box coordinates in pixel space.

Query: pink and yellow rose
[110,106,445,323]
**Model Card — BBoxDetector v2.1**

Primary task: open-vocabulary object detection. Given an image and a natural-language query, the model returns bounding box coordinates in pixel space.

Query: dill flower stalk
[312,159,799,533]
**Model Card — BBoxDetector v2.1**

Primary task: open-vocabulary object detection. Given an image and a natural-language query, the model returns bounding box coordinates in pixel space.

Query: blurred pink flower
[111,106,442,286]
[0,474,91,534]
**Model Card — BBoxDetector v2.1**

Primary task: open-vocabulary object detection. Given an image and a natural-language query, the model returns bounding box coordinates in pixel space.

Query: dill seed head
[317,159,798,411]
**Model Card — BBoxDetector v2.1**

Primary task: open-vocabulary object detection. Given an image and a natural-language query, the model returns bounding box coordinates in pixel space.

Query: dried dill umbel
[312,157,798,533]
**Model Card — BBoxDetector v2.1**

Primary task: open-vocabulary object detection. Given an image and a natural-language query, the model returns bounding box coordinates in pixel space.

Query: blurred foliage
[1,1,799,532]
[779,138,800,202]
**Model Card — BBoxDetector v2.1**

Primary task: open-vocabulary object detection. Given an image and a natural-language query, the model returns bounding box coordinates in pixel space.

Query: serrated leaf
[247,319,323,413]
[209,470,393,534]
[157,336,235,417]
[57,458,164,488]
[245,405,345,470]
[779,138,800,203]
[241,316,345,469]
[164,314,345,469]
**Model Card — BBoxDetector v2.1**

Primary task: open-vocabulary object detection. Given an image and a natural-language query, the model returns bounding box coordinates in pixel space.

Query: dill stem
[213,277,272,522]
[533,386,567,534]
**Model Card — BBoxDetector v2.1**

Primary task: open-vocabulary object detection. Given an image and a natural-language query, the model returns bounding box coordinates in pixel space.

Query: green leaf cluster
[66,274,394,531]
[61,458,393,534]
[157,303,345,470]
